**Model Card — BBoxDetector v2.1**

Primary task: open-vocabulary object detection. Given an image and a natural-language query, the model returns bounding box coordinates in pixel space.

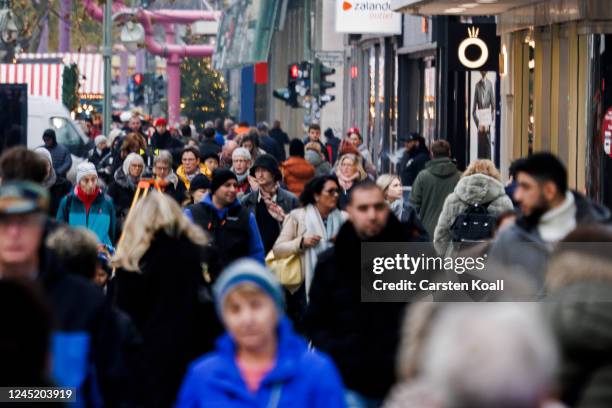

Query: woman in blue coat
[175,259,347,408]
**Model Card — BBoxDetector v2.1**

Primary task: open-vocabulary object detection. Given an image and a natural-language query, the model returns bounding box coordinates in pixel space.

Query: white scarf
[303,204,346,299]
[538,191,576,243]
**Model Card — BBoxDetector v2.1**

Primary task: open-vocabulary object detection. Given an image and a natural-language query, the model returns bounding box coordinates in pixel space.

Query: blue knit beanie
[213,259,285,317]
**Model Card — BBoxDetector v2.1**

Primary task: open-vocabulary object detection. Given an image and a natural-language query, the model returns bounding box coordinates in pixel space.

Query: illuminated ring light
[458,37,489,69]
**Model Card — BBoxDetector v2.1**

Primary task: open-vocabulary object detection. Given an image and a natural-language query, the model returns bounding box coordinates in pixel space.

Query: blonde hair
[463,159,501,181]
[336,153,367,180]
[112,192,208,271]
[305,142,322,154]
[376,174,400,197]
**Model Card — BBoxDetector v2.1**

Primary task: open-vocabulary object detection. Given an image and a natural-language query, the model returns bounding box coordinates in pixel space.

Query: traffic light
[132,73,145,106]
[316,60,336,107]
[153,75,165,103]
[273,63,300,108]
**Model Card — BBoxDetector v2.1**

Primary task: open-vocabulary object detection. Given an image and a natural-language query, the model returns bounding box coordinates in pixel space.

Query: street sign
[314,51,345,66]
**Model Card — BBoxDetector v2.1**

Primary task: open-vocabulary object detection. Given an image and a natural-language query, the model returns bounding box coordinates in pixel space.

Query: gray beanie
[213,259,285,317]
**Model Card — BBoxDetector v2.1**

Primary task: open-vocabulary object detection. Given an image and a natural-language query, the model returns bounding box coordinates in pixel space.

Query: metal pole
[102,0,112,137]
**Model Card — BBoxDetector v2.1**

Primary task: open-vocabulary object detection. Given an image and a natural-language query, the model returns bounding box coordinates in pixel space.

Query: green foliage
[62,63,79,111]
[180,57,228,130]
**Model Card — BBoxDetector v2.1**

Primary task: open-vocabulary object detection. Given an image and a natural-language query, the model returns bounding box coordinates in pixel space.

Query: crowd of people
[0,111,611,408]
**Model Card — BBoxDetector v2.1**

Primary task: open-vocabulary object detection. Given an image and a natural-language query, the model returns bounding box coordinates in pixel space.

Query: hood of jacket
[425,157,459,178]
[282,157,315,178]
[454,174,507,205]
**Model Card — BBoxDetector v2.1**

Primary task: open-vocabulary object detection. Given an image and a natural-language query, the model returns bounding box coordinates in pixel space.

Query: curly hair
[462,159,501,181]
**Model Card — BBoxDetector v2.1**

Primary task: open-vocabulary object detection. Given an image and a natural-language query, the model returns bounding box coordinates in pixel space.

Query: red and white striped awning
[16,52,104,96]
[0,63,63,101]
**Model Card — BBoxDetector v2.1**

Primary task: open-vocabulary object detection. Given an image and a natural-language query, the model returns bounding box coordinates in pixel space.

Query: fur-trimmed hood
[454,173,507,205]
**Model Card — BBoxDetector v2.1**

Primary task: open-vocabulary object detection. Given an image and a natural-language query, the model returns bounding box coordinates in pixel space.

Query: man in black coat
[398,133,430,188]
[304,180,415,403]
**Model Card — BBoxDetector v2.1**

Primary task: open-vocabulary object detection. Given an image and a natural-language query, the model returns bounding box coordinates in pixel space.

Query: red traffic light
[133,73,144,86]
[290,64,299,79]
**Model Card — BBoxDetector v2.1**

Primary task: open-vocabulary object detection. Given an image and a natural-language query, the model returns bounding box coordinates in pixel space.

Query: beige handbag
[265,250,303,287]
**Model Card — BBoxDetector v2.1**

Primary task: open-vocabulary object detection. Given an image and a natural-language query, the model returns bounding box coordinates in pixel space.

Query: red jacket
[281,157,315,197]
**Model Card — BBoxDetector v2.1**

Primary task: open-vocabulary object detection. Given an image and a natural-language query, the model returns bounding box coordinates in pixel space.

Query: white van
[27,96,91,181]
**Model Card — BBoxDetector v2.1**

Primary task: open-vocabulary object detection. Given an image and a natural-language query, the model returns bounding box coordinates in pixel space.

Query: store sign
[448,23,499,72]
[335,0,402,35]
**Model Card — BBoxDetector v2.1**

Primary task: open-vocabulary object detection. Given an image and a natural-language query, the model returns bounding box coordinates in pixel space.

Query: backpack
[450,201,496,243]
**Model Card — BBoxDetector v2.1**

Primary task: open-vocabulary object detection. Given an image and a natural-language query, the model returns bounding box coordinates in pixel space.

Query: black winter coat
[108,169,136,225]
[399,146,430,187]
[304,215,414,399]
[113,232,223,408]
[38,244,126,405]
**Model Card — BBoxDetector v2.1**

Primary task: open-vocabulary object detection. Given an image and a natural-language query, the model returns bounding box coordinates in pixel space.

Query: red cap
[347,127,361,137]
[154,118,167,127]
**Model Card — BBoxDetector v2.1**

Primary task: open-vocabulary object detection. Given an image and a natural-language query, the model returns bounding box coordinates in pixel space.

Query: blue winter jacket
[56,190,116,246]
[184,194,265,265]
[175,318,347,408]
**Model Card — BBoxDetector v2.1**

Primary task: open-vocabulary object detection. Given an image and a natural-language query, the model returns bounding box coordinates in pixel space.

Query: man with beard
[489,152,610,290]
[304,180,416,406]
[398,133,430,188]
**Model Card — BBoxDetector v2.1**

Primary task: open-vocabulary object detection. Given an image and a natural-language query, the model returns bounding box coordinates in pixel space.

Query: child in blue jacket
[175,259,347,408]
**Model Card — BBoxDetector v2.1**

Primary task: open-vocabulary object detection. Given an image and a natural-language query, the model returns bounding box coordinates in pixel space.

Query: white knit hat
[94,135,108,147]
[232,147,252,161]
[76,161,97,184]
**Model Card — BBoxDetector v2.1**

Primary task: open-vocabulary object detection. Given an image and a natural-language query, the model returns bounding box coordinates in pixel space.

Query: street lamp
[120,20,145,53]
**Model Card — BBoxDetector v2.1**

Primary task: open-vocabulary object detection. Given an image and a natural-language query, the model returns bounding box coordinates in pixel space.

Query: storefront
[340,0,403,172]
[394,0,612,210]
[498,2,612,207]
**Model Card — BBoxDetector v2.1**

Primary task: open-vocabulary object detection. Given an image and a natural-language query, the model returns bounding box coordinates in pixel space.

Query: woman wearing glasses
[272,175,347,323]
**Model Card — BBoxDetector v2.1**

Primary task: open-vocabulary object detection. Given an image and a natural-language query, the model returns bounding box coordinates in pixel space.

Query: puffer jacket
[305,150,332,177]
[433,174,513,255]
[281,157,315,197]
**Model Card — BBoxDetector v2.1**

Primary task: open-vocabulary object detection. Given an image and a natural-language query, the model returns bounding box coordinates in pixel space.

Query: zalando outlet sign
[335,0,402,34]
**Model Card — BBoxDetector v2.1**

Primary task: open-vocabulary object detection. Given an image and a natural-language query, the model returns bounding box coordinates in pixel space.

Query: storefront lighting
[500,44,508,76]
[476,0,498,3]
[445,7,466,13]
[460,3,479,8]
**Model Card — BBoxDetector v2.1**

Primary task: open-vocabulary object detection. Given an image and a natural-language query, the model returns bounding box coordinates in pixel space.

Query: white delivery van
[27,96,91,182]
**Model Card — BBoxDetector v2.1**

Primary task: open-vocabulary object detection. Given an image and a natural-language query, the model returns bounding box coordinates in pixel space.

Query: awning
[391,0,541,15]
[0,63,63,101]
[16,52,104,96]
